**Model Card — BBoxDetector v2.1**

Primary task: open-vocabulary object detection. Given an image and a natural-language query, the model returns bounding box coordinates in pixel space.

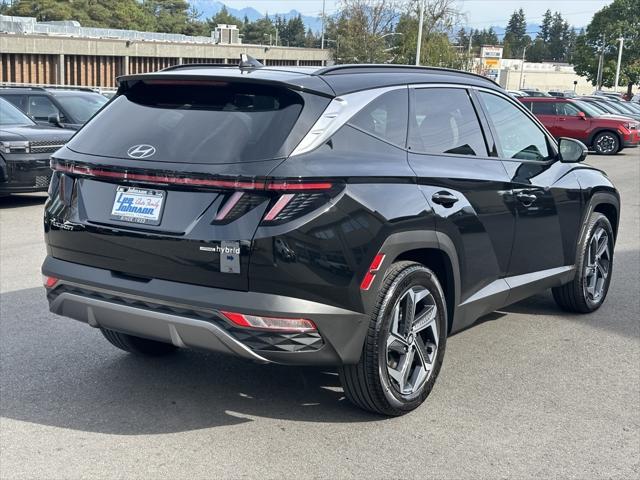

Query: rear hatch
[46,76,331,291]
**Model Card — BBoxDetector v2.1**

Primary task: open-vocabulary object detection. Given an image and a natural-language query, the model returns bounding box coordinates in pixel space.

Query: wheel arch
[587,128,622,151]
[375,231,460,334]
[578,191,620,249]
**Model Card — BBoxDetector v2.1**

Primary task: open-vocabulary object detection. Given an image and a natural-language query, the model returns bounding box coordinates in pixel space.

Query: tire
[552,212,614,313]
[339,261,447,416]
[101,328,178,356]
[592,131,620,155]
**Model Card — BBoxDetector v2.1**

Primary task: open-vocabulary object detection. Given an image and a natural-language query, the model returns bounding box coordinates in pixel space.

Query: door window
[556,102,581,116]
[28,96,61,121]
[408,88,488,156]
[531,102,556,115]
[479,92,552,162]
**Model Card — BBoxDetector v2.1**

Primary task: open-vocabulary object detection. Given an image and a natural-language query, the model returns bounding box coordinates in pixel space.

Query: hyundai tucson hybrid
[1,98,74,195]
[42,59,620,416]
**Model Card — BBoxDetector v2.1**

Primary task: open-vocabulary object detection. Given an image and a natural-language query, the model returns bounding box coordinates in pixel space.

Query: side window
[348,89,408,147]
[408,88,487,156]
[479,91,552,162]
[2,95,26,111]
[531,102,556,115]
[520,101,533,111]
[28,95,61,121]
[557,102,580,116]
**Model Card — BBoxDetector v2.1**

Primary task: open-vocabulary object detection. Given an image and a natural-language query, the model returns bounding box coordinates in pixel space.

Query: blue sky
[220,0,613,28]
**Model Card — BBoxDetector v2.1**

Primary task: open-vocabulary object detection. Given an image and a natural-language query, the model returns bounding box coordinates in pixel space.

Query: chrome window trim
[290,85,407,157]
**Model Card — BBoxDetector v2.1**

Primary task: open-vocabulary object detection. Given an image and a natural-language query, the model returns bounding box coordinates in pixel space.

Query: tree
[572,0,640,95]
[143,0,191,34]
[327,0,400,64]
[208,5,243,29]
[503,8,528,58]
[394,0,462,66]
[242,15,275,45]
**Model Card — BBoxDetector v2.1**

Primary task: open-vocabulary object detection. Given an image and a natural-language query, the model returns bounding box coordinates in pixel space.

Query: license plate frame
[110,186,166,226]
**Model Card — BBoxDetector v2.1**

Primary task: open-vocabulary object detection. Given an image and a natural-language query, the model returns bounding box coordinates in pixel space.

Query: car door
[27,95,64,126]
[407,86,516,313]
[554,102,590,143]
[476,90,584,279]
[529,100,559,136]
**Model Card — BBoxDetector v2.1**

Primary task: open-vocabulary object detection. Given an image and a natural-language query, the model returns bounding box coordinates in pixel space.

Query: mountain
[189,1,324,33]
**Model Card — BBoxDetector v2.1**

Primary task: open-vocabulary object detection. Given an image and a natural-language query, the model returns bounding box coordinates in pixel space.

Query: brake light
[220,311,317,333]
[42,275,59,289]
[360,253,385,291]
[51,160,337,224]
[51,160,334,192]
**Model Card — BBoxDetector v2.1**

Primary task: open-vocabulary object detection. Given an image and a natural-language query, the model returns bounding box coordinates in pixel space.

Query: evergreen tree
[503,8,528,57]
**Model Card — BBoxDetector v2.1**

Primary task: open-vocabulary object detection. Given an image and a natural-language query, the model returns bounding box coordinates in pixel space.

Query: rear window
[67,81,304,164]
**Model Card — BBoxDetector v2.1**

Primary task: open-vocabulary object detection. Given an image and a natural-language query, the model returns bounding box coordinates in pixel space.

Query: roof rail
[160,63,233,71]
[44,85,97,93]
[314,64,499,86]
[0,84,47,91]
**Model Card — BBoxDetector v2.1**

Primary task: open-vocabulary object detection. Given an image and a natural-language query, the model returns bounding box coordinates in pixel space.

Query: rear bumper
[42,256,370,366]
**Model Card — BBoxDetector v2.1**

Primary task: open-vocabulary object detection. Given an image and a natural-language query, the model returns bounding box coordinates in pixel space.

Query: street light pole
[596,34,605,90]
[614,37,624,92]
[519,45,527,89]
[321,0,326,50]
[415,1,424,66]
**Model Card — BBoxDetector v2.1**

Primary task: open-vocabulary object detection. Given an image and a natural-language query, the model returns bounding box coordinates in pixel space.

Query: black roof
[118,63,502,97]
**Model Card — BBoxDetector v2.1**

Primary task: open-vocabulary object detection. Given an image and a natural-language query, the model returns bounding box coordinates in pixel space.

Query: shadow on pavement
[0,288,382,435]
[1,246,637,435]
[0,193,47,209]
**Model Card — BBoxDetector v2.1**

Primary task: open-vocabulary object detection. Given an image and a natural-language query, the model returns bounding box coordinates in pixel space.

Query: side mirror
[577,111,587,120]
[48,112,62,127]
[558,137,588,163]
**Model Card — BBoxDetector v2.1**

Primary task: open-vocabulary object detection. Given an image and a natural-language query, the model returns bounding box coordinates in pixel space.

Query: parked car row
[0,98,75,195]
[0,85,111,195]
[518,96,640,155]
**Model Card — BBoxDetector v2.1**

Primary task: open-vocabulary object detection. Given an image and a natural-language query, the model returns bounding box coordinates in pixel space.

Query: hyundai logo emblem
[127,144,156,159]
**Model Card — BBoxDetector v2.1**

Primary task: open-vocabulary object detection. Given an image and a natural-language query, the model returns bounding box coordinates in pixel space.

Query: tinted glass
[0,97,35,126]
[68,81,304,164]
[28,95,60,121]
[348,89,407,147]
[531,102,556,115]
[1,94,26,110]
[408,88,487,156]
[556,102,581,116]
[479,91,551,162]
[56,93,107,123]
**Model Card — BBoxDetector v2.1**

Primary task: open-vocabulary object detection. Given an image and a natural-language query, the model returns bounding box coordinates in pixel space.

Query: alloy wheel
[595,134,617,154]
[583,226,611,302]
[386,285,438,396]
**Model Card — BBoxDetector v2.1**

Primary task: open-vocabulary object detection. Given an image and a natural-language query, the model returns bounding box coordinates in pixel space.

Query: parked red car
[519,97,639,155]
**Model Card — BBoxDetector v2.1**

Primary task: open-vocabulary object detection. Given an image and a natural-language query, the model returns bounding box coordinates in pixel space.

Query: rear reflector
[43,275,59,289]
[220,311,317,333]
[263,194,294,221]
[360,253,385,291]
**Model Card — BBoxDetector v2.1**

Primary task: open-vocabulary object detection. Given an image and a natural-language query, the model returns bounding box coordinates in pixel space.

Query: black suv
[0,86,107,130]
[0,98,74,195]
[42,61,619,416]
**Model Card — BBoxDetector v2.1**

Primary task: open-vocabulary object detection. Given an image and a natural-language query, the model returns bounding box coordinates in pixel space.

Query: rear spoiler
[116,69,335,98]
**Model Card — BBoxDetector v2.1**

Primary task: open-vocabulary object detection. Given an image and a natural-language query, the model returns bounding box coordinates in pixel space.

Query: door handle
[516,192,537,205]
[431,191,459,207]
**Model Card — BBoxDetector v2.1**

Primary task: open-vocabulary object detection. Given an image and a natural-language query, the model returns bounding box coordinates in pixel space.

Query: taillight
[220,311,317,333]
[360,253,385,291]
[43,275,59,289]
[51,160,338,224]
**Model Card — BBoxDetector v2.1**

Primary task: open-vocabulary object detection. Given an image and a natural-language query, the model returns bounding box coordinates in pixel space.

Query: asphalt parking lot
[1,150,638,480]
